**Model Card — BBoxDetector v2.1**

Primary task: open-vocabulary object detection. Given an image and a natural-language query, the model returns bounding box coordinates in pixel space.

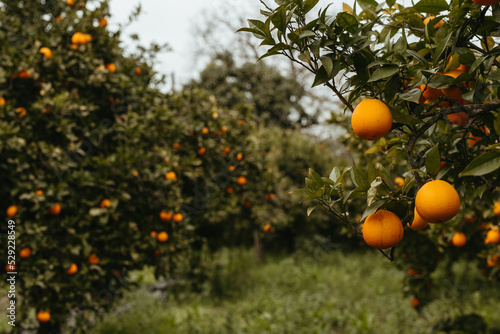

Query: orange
[441,70,465,100]
[464,215,475,223]
[19,247,31,258]
[237,176,247,185]
[485,229,500,244]
[71,32,92,45]
[100,199,111,208]
[395,177,405,187]
[67,0,75,6]
[408,268,419,276]
[494,202,500,216]
[48,202,61,215]
[172,142,183,149]
[451,232,466,247]
[410,298,420,308]
[150,231,157,237]
[88,254,99,265]
[415,180,460,223]
[236,153,243,161]
[237,120,245,125]
[16,69,31,79]
[56,15,63,22]
[223,147,230,154]
[212,112,219,118]
[268,193,275,200]
[407,208,429,231]
[362,210,404,249]
[226,187,234,194]
[423,16,444,29]
[447,55,470,72]
[473,0,500,5]
[420,84,442,102]
[487,255,499,267]
[197,147,206,155]
[439,160,446,171]
[105,63,116,72]
[0,97,5,105]
[66,263,78,275]
[70,44,78,50]
[201,127,209,134]
[468,126,490,147]
[221,126,228,134]
[16,107,27,119]
[98,17,108,27]
[351,99,393,140]
[244,201,252,208]
[263,224,272,233]
[228,165,236,172]
[37,311,51,323]
[156,231,168,242]
[447,112,469,126]
[165,171,177,182]
[39,47,52,59]
[173,213,183,223]
[6,205,18,217]
[35,189,43,195]
[6,263,17,272]
[159,210,173,222]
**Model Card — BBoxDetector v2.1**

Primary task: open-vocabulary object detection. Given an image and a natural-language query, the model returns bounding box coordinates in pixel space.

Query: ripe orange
[420,84,442,102]
[66,263,78,275]
[39,47,52,59]
[67,0,75,6]
[106,63,116,72]
[15,69,30,79]
[88,254,100,265]
[212,112,219,118]
[485,229,500,244]
[201,127,209,134]
[423,16,444,28]
[48,202,61,215]
[37,311,51,323]
[165,171,177,182]
[6,205,18,217]
[71,32,92,45]
[494,202,500,217]
[408,268,419,276]
[6,263,17,272]
[263,224,272,233]
[237,176,247,185]
[150,231,157,237]
[410,298,420,308]
[35,189,44,195]
[268,193,275,200]
[351,99,393,140]
[173,213,183,223]
[441,70,465,100]
[226,187,234,194]
[237,120,245,125]
[98,17,108,27]
[415,180,460,223]
[395,177,405,187]
[16,107,27,119]
[222,147,230,154]
[0,97,5,105]
[221,126,228,134]
[236,153,243,161]
[447,55,470,72]
[464,215,475,223]
[135,67,142,75]
[156,231,168,242]
[100,199,111,208]
[244,201,252,208]
[160,210,173,222]
[447,112,469,126]
[473,0,500,5]
[407,208,429,231]
[439,160,446,171]
[197,147,206,155]
[451,232,467,247]
[362,210,404,249]
[468,126,490,147]
[19,247,31,258]
[228,165,236,172]
[487,255,499,267]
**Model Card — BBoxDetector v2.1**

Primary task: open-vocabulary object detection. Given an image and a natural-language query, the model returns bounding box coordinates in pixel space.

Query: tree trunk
[253,230,264,263]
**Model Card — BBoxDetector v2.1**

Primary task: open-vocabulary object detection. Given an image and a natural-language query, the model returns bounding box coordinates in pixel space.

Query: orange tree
[241,0,500,314]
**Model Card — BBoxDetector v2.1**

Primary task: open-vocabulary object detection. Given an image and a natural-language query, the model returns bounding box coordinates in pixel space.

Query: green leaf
[406,50,428,65]
[270,7,288,32]
[307,203,320,216]
[425,144,441,176]
[459,150,500,177]
[320,56,334,76]
[336,12,358,34]
[329,167,341,182]
[394,34,407,55]
[413,0,449,13]
[391,109,422,126]
[308,168,325,186]
[356,0,378,11]
[367,176,383,207]
[399,88,422,103]
[290,188,312,195]
[361,199,388,221]
[469,56,485,74]
[433,31,452,66]
[368,66,399,82]
[312,66,330,87]
[304,0,320,13]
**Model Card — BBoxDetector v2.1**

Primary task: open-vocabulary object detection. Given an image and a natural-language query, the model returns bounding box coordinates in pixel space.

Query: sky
[108,0,346,90]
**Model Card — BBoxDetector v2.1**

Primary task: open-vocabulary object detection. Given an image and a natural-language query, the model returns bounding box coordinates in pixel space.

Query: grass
[92,247,500,334]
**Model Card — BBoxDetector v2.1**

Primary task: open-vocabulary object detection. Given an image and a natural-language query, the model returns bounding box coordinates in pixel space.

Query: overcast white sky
[108,0,346,89]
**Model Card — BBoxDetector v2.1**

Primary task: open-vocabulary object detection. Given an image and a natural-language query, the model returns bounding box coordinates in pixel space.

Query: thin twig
[325,81,354,112]
[259,0,273,12]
